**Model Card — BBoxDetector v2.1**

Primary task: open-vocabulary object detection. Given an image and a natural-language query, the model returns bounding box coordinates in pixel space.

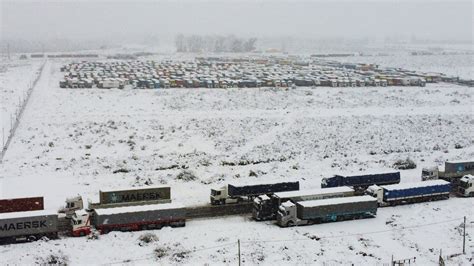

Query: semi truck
[422,161,474,182]
[70,203,186,236]
[458,175,474,197]
[253,187,355,221]
[366,180,451,206]
[0,197,44,214]
[276,196,377,227]
[321,172,400,189]
[0,210,59,244]
[210,181,300,205]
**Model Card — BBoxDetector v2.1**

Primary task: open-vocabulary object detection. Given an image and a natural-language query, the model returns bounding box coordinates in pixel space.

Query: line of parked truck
[1,161,473,244]
[58,56,437,90]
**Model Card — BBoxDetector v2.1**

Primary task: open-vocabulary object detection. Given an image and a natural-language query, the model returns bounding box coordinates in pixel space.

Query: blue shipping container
[383,181,450,201]
[322,172,400,188]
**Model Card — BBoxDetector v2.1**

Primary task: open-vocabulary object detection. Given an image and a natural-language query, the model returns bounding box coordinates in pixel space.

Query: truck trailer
[253,187,355,221]
[366,180,451,206]
[276,196,377,227]
[0,197,44,214]
[0,210,58,244]
[321,172,400,189]
[70,203,186,236]
[210,181,299,205]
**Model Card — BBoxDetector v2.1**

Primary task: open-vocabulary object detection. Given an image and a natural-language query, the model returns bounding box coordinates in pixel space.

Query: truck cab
[252,195,273,221]
[210,186,239,205]
[422,167,439,181]
[366,185,384,205]
[276,201,300,227]
[458,175,474,197]
[70,210,92,237]
[59,196,84,217]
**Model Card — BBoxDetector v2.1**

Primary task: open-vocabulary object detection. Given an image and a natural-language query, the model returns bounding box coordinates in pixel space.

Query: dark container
[228,182,299,197]
[322,172,400,188]
[0,197,44,214]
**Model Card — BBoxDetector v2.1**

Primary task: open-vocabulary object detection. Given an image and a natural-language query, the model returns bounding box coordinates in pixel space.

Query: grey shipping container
[444,161,474,175]
[0,210,58,239]
[99,186,171,205]
[296,196,377,220]
[93,203,185,232]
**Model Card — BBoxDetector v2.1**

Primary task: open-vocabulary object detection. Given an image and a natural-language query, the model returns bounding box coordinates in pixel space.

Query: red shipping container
[0,197,44,213]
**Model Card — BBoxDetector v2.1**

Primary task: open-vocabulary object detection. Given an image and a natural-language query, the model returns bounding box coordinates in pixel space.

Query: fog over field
[1,0,472,52]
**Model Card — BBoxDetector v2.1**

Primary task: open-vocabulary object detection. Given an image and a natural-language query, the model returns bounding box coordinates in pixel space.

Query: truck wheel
[79,231,85,237]
[469,192,474,197]
[27,235,37,242]
[287,221,294,227]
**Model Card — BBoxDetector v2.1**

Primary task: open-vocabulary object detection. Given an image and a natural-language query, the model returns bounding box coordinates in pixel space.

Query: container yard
[57,56,473,90]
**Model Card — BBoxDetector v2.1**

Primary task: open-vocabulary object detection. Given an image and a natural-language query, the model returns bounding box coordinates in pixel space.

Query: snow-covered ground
[330,53,474,80]
[0,59,43,151]
[0,59,473,265]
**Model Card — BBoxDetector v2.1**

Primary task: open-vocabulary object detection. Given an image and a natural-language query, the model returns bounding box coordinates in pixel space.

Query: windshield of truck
[460,181,470,188]
[321,178,327,186]
[211,189,220,196]
[422,170,432,176]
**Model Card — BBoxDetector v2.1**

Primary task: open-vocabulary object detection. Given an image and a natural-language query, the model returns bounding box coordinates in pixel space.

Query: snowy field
[0,60,473,265]
[0,59,43,151]
[330,53,474,80]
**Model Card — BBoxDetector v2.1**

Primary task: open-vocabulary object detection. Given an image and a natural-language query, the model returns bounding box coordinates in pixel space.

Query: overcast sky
[1,0,472,42]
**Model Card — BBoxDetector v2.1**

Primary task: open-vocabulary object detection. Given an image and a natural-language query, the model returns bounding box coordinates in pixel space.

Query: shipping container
[0,210,58,243]
[99,186,171,205]
[444,161,474,176]
[228,182,300,197]
[0,197,44,214]
[276,196,377,227]
[92,203,185,233]
[321,172,400,189]
[296,196,377,220]
[382,180,450,203]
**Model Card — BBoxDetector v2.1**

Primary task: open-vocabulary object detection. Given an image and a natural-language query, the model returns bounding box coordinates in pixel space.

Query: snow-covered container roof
[100,185,170,193]
[299,196,375,208]
[94,203,185,216]
[281,200,295,208]
[382,180,450,191]
[258,194,271,201]
[274,186,353,199]
[445,160,474,164]
[227,180,299,187]
[0,209,57,220]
